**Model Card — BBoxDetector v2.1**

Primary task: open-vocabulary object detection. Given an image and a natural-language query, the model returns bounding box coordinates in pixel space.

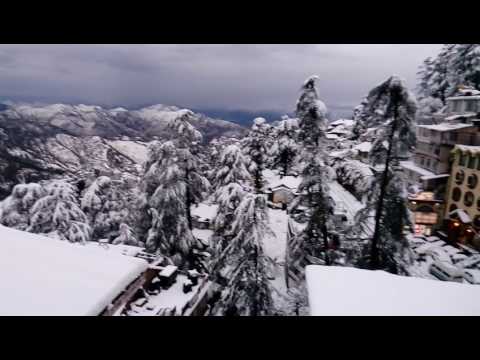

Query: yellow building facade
[445,145,480,248]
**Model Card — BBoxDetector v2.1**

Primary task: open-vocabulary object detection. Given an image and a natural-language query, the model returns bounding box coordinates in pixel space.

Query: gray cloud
[0,44,442,112]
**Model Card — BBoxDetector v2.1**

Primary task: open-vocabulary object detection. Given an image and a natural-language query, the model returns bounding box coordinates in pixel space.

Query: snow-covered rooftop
[353,142,372,153]
[420,173,450,181]
[417,123,473,132]
[445,113,478,121]
[330,119,355,127]
[191,203,218,221]
[328,181,364,222]
[0,225,149,316]
[453,144,480,156]
[306,265,480,316]
[326,134,340,140]
[400,160,435,177]
[449,208,472,224]
[447,95,480,101]
[271,176,302,191]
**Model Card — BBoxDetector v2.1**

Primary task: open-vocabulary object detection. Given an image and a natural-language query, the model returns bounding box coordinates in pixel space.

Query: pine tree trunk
[370,90,400,270]
[322,221,331,265]
[185,163,193,230]
[254,155,263,194]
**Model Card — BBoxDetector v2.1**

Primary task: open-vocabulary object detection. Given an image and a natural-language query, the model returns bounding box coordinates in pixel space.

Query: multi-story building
[401,89,480,236]
[444,145,480,249]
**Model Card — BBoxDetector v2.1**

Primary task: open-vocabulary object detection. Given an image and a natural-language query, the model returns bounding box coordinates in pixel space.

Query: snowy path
[264,208,290,307]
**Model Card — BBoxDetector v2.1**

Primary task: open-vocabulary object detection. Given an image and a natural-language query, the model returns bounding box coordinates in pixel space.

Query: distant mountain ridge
[195,105,354,127]
[0,102,247,198]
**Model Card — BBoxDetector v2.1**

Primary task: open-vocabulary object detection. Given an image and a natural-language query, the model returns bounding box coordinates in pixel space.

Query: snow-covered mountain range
[0,103,247,198]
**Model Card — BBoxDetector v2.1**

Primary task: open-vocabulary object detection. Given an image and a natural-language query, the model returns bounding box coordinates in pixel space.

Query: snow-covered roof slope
[330,119,355,127]
[271,176,302,191]
[306,266,480,316]
[328,181,364,221]
[449,208,472,224]
[0,225,148,316]
[191,203,218,221]
[326,134,339,140]
[417,123,473,132]
[400,160,435,177]
[353,142,372,153]
[453,144,480,155]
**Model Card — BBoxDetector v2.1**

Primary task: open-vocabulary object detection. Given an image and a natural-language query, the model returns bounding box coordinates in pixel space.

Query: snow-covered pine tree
[417,44,480,107]
[358,76,416,271]
[212,144,251,190]
[0,183,45,231]
[242,117,272,193]
[139,113,210,266]
[112,223,138,246]
[211,144,251,251]
[422,44,456,102]
[168,112,210,230]
[81,176,129,242]
[289,76,335,267]
[351,76,406,140]
[28,180,91,243]
[447,44,480,93]
[212,193,274,316]
[271,117,299,177]
[140,141,194,264]
[290,154,335,265]
[296,75,328,149]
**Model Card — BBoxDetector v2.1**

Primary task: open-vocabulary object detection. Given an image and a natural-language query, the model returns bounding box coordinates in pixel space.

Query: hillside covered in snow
[0,102,246,198]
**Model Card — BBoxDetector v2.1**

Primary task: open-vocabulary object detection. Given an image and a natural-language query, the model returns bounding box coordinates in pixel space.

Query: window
[477,198,480,211]
[452,187,462,202]
[464,191,474,207]
[477,157,480,170]
[449,204,458,213]
[450,132,458,142]
[468,155,477,169]
[453,101,462,112]
[468,174,478,189]
[455,170,465,185]
[459,153,467,166]
[466,100,476,112]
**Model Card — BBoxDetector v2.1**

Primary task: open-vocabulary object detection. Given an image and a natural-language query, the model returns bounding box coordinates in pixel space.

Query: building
[352,141,372,163]
[400,90,480,236]
[444,145,480,249]
[191,203,217,230]
[0,224,149,316]
[408,191,444,236]
[305,265,480,316]
[402,91,480,191]
[266,176,302,207]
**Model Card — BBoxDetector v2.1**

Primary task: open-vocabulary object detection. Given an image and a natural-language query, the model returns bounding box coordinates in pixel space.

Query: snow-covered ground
[306,265,480,316]
[107,140,149,164]
[0,225,148,316]
[264,208,289,304]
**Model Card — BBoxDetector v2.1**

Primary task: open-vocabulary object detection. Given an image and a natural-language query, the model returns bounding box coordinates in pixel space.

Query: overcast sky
[0,44,442,113]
